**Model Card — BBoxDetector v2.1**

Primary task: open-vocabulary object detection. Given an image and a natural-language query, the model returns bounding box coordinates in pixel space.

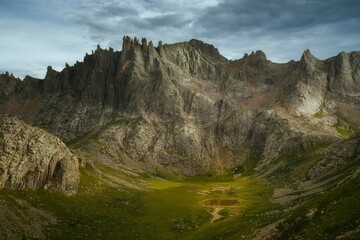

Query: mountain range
[0,37,359,239]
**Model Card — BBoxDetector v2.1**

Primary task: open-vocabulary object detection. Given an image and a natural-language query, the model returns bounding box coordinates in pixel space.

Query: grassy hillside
[276,175,360,239]
[1,133,359,239]
[0,166,279,239]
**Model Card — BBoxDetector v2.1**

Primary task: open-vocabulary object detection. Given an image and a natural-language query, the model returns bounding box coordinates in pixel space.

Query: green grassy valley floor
[1,164,359,239]
[0,167,279,240]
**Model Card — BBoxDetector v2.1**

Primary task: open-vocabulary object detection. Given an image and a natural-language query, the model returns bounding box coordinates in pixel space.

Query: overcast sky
[1,0,359,79]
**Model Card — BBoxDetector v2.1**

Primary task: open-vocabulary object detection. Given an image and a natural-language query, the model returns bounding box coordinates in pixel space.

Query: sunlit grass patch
[146,178,182,190]
[0,164,279,240]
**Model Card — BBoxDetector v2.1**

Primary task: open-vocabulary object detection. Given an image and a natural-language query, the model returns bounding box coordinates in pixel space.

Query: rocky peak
[121,35,158,62]
[298,49,320,73]
[0,72,43,122]
[15,75,44,105]
[241,50,268,66]
[141,37,147,46]
[327,51,360,95]
[285,49,329,116]
[45,66,59,79]
[1,71,16,78]
[254,50,267,61]
[121,35,133,61]
[0,73,20,103]
[188,39,227,62]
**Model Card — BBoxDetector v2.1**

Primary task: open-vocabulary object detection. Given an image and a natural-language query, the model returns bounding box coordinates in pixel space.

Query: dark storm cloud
[196,0,360,37]
[67,0,198,48]
[187,0,360,63]
[1,0,359,78]
[132,14,193,29]
[70,0,360,61]
[97,2,139,17]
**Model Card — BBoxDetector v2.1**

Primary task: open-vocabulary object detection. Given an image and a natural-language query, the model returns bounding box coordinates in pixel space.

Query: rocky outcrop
[285,50,328,115]
[84,116,218,175]
[0,72,19,102]
[246,111,305,165]
[0,116,79,195]
[188,39,228,63]
[285,50,360,115]
[31,37,224,141]
[327,51,360,96]
[0,73,43,122]
[308,133,360,180]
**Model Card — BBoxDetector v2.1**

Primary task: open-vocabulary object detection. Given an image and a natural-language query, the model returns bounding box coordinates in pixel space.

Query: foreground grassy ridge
[277,174,360,240]
[0,167,278,240]
[1,165,358,239]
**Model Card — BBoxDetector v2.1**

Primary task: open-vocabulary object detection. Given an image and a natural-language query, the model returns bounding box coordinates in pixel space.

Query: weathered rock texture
[308,133,360,180]
[0,73,43,122]
[0,116,79,195]
[1,37,359,175]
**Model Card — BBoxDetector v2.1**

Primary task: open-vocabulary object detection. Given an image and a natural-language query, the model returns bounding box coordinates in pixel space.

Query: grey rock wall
[0,116,79,195]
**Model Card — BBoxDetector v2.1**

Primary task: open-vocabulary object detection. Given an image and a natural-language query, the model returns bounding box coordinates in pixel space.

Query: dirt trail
[200,198,241,223]
[211,207,223,223]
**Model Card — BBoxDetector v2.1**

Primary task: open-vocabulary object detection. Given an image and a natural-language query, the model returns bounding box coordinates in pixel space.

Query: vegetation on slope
[0,165,278,240]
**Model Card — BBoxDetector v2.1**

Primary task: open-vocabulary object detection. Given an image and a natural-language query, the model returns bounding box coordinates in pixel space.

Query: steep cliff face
[328,51,360,96]
[1,37,359,175]
[0,73,43,122]
[0,72,18,102]
[34,48,122,139]
[0,116,79,195]
[285,50,360,116]
[285,50,328,115]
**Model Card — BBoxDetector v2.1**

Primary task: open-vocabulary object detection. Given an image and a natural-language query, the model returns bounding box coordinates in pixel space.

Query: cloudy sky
[1,0,359,78]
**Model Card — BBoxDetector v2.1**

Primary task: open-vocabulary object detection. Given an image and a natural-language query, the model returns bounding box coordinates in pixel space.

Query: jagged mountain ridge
[1,37,359,175]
